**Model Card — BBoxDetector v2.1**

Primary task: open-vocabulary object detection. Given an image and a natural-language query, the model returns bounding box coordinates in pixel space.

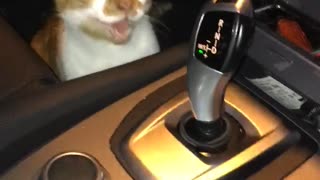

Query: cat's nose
[117,0,132,11]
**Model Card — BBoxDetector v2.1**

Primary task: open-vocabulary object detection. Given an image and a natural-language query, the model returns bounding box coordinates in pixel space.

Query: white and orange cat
[31,0,160,81]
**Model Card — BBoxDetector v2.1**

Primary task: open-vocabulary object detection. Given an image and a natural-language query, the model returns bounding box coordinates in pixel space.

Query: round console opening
[41,152,107,180]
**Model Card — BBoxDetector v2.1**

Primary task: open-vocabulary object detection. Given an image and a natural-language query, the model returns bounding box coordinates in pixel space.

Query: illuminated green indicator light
[198,49,204,54]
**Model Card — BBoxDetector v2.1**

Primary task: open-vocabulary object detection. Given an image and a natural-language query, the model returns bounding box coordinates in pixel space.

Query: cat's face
[56,0,151,43]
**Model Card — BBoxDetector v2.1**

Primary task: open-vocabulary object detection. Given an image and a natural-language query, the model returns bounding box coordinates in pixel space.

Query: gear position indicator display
[195,12,236,70]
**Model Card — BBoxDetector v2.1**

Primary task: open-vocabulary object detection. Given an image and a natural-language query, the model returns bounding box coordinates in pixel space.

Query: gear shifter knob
[188,0,254,123]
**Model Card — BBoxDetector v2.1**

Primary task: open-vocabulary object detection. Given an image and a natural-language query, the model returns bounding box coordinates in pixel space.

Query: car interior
[0,0,320,179]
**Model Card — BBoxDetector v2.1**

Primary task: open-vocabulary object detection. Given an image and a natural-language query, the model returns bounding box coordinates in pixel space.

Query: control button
[41,152,109,180]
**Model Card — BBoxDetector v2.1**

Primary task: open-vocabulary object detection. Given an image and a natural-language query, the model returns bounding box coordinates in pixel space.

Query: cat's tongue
[111,20,130,43]
[112,20,129,34]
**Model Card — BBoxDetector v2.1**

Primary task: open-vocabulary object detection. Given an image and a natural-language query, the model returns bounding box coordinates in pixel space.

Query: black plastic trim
[247,24,320,105]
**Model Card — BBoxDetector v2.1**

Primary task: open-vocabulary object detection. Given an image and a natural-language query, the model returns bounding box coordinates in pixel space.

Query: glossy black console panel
[239,1,320,147]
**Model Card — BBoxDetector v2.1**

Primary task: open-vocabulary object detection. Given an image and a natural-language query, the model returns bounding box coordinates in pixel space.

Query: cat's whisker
[150,24,170,37]
[147,15,171,32]
[147,16,171,37]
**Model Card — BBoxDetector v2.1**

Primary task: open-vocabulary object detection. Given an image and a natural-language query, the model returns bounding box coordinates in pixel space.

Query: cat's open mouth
[95,18,131,43]
[88,17,133,44]
[110,20,131,43]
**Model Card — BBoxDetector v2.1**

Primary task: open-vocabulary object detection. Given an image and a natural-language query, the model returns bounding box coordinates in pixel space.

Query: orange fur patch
[55,0,93,12]
[31,16,63,73]
[55,0,142,15]
[103,0,142,16]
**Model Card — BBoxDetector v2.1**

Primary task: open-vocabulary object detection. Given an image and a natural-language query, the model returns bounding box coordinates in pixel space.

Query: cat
[31,0,160,81]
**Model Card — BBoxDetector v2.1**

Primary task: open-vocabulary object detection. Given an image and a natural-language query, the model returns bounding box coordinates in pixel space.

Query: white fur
[58,16,159,81]
[57,0,160,81]
[61,0,144,24]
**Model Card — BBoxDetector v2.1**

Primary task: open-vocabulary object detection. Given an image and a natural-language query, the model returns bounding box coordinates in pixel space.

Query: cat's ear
[143,0,152,12]
[148,1,173,18]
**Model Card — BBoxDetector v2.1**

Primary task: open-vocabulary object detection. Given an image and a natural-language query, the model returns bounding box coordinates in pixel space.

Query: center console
[1,65,318,179]
[111,76,302,179]
[1,0,320,179]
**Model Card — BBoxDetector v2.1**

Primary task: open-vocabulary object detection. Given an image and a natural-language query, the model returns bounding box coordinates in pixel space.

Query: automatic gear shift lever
[181,0,254,152]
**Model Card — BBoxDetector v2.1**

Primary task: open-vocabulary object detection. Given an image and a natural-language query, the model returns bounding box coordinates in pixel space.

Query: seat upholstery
[0,17,59,103]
